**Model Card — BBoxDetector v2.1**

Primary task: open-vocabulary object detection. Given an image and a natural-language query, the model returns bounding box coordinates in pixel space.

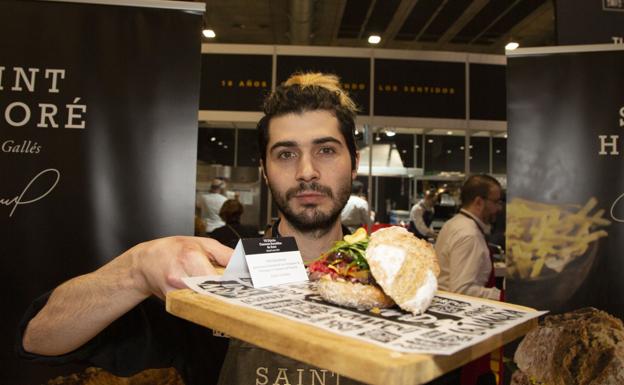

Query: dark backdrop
[507,48,624,319]
[0,1,202,383]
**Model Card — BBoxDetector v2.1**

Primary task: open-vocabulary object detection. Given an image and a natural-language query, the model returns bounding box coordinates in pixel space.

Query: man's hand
[126,236,233,299]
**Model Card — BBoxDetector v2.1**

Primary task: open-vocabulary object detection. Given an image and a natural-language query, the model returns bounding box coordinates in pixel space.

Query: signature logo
[1,168,60,217]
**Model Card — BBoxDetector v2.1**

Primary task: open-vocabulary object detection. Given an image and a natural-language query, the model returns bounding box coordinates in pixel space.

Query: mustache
[286,182,334,200]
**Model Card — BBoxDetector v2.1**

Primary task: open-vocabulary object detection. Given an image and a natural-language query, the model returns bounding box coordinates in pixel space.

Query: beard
[269,180,351,235]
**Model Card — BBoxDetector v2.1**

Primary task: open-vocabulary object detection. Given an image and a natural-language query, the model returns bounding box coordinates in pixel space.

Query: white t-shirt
[198,192,227,233]
[340,195,369,231]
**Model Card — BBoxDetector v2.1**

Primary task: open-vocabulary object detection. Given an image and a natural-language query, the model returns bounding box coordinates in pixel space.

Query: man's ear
[352,151,360,180]
[474,196,486,210]
[260,160,268,184]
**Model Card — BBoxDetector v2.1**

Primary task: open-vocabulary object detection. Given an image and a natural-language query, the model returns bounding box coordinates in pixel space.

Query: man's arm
[22,236,232,356]
[412,206,435,237]
[447,235,500,300]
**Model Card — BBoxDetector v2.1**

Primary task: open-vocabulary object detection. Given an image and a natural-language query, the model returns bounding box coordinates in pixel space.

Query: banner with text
[556,1,624,45]
[0,1,202,383]
[506,47,624,320]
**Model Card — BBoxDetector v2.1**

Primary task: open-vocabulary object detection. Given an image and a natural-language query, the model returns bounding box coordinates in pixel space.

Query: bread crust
[316,276,395,309]
[514,307,624,385]
[366,226,439,314]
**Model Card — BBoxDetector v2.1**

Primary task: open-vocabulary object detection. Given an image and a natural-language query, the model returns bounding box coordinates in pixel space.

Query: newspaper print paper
[182,277,545,355]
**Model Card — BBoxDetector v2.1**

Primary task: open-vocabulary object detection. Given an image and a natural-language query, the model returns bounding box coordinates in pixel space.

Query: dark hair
[219,199,243,224]
[351,180,364,195]
[257,73,358,171]
[460,174,501,208]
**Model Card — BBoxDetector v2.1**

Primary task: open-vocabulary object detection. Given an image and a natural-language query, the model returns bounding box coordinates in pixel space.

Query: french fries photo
[506,197,610,279]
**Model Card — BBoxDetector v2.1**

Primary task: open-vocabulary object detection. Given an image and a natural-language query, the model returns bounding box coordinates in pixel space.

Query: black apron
[217,220,363,385]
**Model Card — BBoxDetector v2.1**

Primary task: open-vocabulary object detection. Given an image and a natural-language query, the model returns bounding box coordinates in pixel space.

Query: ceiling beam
[380,0,419,48]
[491,1,554,52]
[289,0,313,44]
[329,0,348,45]
[413,0,448,43]
[357,0,378,40]
[438,0,488,45]
[469,0,522,45]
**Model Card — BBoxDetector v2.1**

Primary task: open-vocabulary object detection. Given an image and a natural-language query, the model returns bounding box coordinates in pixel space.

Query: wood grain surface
[166,289,538,385]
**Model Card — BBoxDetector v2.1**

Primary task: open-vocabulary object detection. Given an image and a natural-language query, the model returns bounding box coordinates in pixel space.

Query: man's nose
[295,154,320,182]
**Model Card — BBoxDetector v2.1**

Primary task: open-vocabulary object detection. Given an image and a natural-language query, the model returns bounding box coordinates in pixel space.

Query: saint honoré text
[0,66,87,129]
[598,106,624,155]
[0,168,60,217]
[599,106,624,222]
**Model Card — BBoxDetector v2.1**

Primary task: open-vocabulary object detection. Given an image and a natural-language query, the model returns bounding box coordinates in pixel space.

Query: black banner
[276,55,371,114]
[199,53,272,111]
[506,47,624,320]
[469,63,506,121]
[556,1,624,44]
[374,59,465,118]
[0,1,202,383]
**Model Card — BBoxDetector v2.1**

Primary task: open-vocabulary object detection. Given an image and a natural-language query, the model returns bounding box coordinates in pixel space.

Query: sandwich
[308,227,394,309]
[308,226,440,314]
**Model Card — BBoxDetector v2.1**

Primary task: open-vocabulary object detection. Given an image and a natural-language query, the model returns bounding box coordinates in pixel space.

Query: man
[340,180,370,233]
[434,174,503,301]
[409,189,437,239]
[18,72,366,385]
[198,178,228,233]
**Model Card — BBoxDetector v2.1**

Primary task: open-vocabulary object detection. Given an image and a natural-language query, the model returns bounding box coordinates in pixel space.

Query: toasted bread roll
[366,226,439,314]
[316,275,395,309]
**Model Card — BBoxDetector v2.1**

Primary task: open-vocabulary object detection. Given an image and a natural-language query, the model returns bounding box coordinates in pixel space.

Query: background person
[208,199,259,248]
[434,174,502,301]
[198,178,228,233]
[340,180,370,232]
[434,175,503,385]
[408,189,438,239]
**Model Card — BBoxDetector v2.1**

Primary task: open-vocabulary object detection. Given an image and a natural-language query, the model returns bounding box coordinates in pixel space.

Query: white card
[222,237,308,288]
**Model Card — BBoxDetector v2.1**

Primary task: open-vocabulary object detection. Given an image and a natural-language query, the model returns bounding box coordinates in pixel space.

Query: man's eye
[278,151,296,159]
[318,147,336,155]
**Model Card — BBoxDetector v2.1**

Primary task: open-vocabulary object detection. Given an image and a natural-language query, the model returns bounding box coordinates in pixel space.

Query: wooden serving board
[167,289,538,385]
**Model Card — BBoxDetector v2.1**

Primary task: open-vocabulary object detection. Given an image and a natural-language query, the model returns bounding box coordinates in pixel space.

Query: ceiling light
[504,133,508,138]
[427,139,434,143]
[202,29,216,39]
[210,137,216,142]
[447,131,453,135]
[354,128,359,135]
[385,129,396,137]
[505,41,519,50]
[368,35,381,44]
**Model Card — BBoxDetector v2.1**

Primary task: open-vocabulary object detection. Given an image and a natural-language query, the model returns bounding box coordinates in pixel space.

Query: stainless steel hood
[357,144,423,177]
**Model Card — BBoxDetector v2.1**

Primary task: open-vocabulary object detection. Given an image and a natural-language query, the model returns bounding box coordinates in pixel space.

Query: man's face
[262,110,356,233]
[482,185,503,225]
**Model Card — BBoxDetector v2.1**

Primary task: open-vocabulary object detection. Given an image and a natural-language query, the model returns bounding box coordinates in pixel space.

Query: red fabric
[369,223,392,233]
